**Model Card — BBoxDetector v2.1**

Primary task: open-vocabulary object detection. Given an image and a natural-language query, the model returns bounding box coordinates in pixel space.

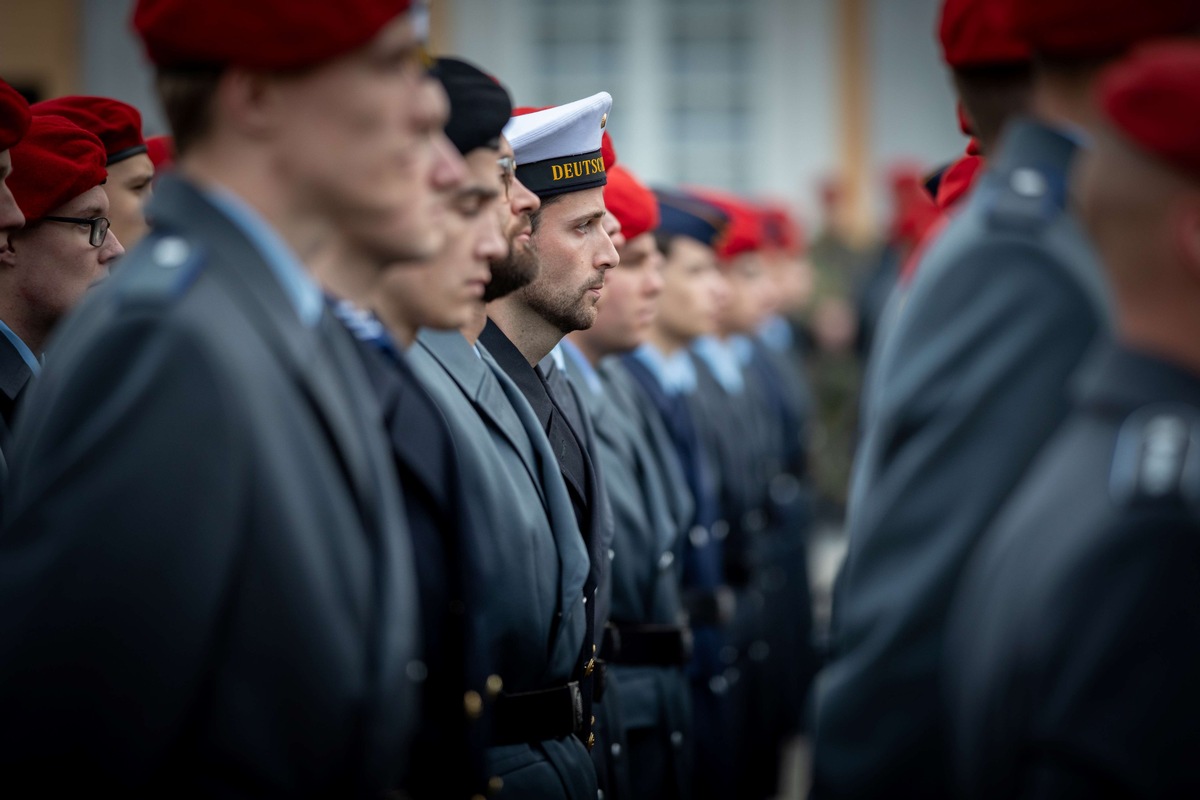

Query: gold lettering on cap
[551,157,609,181]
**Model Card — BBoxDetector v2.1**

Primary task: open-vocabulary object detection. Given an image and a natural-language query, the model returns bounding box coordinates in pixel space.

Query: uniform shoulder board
[1109,404,1200,511]
[980,164,1069,234]
[118,233,205,306]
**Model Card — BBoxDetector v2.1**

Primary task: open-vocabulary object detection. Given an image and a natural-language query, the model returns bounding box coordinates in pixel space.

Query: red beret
[133,0,415,70]
[8,115,108,221]
[32,95,146,165]
[938,0,1031,69]
[146,134,175,170]
[0,78,30,152]
[759,203,806,256]
[1099,41,1200,182]
[601,132,617,170]
[1010,0,1200,59]
[685,187,765,261]
[604,165,658,241]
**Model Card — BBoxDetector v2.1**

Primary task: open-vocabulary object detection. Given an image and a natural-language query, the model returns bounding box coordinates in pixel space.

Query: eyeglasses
[498,156,516,197]
[41,216,111,247]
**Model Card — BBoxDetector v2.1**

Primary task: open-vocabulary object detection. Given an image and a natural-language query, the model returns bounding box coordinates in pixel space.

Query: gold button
[488,776,504,794]
[464,690,483,719]
[591,715,596,725]
[592,644,598,654]
[587,733,596,750]
[600,112,608,129]
[584,658,595,677]
[486,674,504,698]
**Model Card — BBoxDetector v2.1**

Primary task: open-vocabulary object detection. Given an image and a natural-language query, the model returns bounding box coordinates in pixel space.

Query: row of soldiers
[813,0,1200,798]
[0,1,821,798]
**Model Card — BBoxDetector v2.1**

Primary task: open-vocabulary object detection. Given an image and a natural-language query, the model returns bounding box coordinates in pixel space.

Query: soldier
[811,1,1200,797]
[480,91,621,794]
[617,189,737,800]
[0,0,435,795]
[404,66,602,800]
[945,40,1200,798]
[33,95,156,249]
[560,162,697,800]
[0,115,124,449]
[307,59,478,800]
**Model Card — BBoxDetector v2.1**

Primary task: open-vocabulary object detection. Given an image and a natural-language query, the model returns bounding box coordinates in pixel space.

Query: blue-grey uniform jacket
[812,118,1112,799]
[409,329,597,800]
[0,174,421,797]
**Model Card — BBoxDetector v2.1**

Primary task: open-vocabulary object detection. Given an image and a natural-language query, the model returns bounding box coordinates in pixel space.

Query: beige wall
[0,0,81,101]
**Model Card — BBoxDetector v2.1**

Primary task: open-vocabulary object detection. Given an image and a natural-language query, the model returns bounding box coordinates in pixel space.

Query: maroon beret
[8,115,108,221]
[1010,0,1200,59]
[1099,41,1200,182]
[33,95,146,165]
[938,0,1031,69]
[0,78,30,152]
[604,165,659,241]
[133,0,415,70]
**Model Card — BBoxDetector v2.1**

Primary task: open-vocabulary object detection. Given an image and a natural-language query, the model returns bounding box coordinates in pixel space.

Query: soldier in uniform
[0,1,434,795]
[307,58,487,800]
[481,92,621,796]
[811,1,1200,797]
[617,189,738,800]
[560,162,696,800]
[944,41,1200,798]
[33,95,156,249]
[404,67,603,800]
[0,115,124,458]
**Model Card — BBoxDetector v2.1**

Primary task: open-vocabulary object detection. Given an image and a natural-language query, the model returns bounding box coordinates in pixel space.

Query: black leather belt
[491,681,585,745]
[602,623,694,666]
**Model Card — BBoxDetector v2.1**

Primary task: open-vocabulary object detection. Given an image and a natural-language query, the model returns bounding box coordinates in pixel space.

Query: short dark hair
[952,63,1033,155]
[154,68,223,157]
[529,192,567,234]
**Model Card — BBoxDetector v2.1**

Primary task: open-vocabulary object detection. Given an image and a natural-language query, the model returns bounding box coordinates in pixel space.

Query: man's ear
[0,232,21,269]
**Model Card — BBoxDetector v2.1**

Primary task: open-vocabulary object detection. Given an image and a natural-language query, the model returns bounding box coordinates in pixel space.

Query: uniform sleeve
[0,310,248,787]
[1017,517,1200,799]
[813,240,1105,796]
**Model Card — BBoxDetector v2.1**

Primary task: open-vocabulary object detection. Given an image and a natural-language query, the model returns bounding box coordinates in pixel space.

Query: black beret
[432,56,513,156]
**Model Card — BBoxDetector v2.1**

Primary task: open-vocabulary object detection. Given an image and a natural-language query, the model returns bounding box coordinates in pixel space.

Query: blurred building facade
[0,0,965,238]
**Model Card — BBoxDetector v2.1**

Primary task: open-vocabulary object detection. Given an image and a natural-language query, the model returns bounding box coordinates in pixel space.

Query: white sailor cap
[502,91,612,198]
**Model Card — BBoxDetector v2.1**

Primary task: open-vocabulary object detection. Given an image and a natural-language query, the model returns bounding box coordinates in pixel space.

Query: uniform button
[709,675,729,695]
[658,551,675,569]
[611,742,622,757]
[711,519,730,540]
[608,547,615,561]
[591,715,596,726]
[1011,167,1047,198]
[486,674,504,698]
[464,690,483,719]
[584,658,596,677]
[671,730,684,748]
[487,776,504,795]
[688,525,709,547]
[587,733,596,750]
